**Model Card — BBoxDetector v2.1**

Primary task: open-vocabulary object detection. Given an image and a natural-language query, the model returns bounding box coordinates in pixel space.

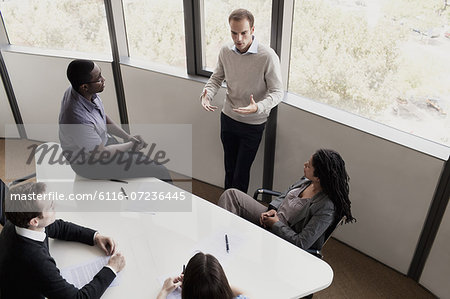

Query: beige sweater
[204,41,284,125]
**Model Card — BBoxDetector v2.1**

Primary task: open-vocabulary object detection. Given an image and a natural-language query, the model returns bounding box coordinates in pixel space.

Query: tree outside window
[289,0,450,147]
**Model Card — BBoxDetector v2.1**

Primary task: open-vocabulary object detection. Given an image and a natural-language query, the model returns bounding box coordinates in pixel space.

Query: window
[202,0,272,71]
[0,0,111,55]
[289,0,450,147]
[122,0,186,68]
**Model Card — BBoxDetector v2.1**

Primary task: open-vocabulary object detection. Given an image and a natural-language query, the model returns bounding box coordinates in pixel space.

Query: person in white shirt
[0,182,125,299]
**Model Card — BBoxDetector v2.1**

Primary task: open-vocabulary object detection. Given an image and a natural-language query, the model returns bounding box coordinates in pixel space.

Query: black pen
[182,264,185,274]
[110,179,128,184]
[120,187,128,199]
[225,234,229,253]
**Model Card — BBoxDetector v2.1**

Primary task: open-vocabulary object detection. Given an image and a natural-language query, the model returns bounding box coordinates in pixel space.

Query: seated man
[0,182,125,298]
[59,59,171,181]
[219,149,355,251]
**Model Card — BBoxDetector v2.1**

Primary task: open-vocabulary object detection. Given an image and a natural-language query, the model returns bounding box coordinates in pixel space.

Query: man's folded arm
[36,254,116,299]
[46,219,96,245]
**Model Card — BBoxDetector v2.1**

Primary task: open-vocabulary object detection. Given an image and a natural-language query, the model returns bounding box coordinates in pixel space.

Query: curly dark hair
[312,149,355,224]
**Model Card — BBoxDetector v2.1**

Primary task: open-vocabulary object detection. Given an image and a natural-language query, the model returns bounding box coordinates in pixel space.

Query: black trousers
[220,112,265,193]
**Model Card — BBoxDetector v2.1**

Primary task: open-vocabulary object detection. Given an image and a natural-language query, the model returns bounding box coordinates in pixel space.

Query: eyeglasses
[83,75,105,84]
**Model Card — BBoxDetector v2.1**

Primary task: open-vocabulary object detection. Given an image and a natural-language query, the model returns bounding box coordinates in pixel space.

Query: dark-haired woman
[218,149,355,251]
[157,252,247,299]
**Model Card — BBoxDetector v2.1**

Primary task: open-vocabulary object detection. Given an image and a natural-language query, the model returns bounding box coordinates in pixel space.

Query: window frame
[285,0,450,156]
[184,0,284,77]
[0,0,447,158]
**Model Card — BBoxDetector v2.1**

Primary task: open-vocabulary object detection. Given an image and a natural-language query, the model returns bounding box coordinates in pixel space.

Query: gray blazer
[269,177,336,250]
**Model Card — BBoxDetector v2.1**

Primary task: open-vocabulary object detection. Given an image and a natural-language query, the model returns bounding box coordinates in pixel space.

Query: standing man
[201,8,284,193]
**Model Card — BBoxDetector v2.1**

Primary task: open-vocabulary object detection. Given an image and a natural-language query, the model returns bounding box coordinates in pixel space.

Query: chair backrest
[306,215,346,259]
[323,215,346,247]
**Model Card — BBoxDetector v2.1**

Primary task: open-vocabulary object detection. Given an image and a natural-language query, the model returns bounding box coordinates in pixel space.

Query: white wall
[420,199,450,299]
[273,101,444,274]
[121,65,265,193]
[2,52,120,141]
[0,78,19,138]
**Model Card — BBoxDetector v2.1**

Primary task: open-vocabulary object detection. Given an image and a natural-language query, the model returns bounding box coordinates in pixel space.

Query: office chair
[253,187,346,259]
[306,215,346,258]
[253,187,282,202]
[254,188,346,299]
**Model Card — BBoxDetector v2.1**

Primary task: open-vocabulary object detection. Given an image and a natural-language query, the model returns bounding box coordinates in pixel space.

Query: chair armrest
[305,248,323,259]
[253,188,282,200]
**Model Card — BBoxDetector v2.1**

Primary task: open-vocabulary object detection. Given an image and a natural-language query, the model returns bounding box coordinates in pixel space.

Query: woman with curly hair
[219,149,355,251]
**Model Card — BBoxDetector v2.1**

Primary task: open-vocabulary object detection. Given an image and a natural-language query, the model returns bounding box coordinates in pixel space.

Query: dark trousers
[70,151,172,183]
[220,112,265,193]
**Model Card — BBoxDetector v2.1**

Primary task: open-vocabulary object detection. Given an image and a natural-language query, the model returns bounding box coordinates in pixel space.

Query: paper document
[60,255,120,289]
[167,287,182,299]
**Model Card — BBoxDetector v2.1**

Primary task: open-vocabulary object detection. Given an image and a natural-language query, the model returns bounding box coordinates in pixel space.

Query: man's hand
[107,252,126,273]
[201,89,218,112]
[131,135,148,148]
[127,134,147,151]
[233,94,258,114]
[94,233,116,255]
[260,209,279,228]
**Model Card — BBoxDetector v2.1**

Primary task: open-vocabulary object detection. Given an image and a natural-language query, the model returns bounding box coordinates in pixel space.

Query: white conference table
[44,178,333,299]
